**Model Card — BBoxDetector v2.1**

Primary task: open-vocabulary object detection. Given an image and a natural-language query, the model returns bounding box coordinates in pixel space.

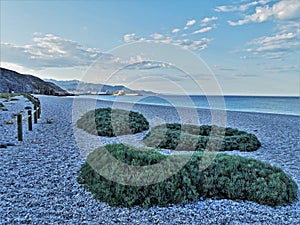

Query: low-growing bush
[144,123,261,152]
[200,154,298,206]
[0,93,20,102]
[4,120,14,125]
[0,102,7,111]
[0,93,13,100]
[45,118,54,124]
[77,144,298,208]
[77,108,149,137]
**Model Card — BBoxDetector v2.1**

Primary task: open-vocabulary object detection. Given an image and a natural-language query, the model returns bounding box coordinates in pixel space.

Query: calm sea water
[77,95,300,116]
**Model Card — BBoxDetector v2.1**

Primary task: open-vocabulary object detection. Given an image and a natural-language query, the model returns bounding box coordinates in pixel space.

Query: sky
[0,0,299,95]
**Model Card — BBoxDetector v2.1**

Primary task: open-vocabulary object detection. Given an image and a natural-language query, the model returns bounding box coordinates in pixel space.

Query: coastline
[1,95,299,224]
[68,95,300,117]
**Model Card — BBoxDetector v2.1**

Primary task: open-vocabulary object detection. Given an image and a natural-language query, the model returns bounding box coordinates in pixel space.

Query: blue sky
[1,0,299,95]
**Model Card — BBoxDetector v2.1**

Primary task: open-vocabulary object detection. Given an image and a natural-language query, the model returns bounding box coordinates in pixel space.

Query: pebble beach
[0,95,299,225]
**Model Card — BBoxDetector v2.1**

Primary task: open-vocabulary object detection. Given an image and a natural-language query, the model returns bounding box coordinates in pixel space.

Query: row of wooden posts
[17,95,41,141]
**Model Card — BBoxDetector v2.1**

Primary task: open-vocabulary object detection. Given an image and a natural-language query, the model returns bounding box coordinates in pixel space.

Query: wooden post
[37,103,40,119]
[28,110,32,131]
[17,114,23,141]
[37,102,41,118]
[34,104,38,124]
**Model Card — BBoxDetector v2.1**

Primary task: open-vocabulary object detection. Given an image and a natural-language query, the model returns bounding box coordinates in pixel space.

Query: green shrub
[77,144,298,208]
[200,154,298,206]
[0,102,7,111]
[144,123,261,152]
[22,93,40,105]
[0,93,12,100]
[77,108,149,137]
[0,93,19,101]
[45,118,54,124]
[4,120,14,125]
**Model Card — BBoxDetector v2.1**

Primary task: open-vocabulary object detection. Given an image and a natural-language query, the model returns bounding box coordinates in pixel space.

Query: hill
[44,79,156,96]
[0,68,70,96]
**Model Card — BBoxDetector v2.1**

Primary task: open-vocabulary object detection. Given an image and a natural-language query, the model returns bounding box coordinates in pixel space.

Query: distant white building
[113,90,125,96]
[98,90,111,95]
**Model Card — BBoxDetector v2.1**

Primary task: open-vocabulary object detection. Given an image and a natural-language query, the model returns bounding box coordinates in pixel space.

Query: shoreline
[65,95,300,117]
[1,95,299,224]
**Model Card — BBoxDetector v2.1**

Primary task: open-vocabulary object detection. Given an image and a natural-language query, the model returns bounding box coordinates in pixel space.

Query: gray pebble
[0,95,299,225]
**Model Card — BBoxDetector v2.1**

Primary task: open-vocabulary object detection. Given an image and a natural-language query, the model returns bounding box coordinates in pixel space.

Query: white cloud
[215,0,270,12]
[157,37,173,44]
[172,28,180,33]
[213,64,237,71]
[128,55,145,64]
[168,38,212,51]
[0,33,110,69]
[184,19,196,29]
[122,18,214,52]
[272,0,300,20]
[172,37,212,50]
[258,0,272,4]
[124,36,212,51]
[0,62,37,75]
[151,33,164,40]
[228,6,273,25]
[31,34,67,56]
[278,22,300,34]
[249,32,296,45]
[186,19,196,26]
[228,0,300,26]
[244,24,300,59]
[189,39,211,50]
[125,61,172,70]
[123,33,138,42]
[193,27,213,34]
[215,5,236,12]
[263,65,300,73]
[200,16,218,26]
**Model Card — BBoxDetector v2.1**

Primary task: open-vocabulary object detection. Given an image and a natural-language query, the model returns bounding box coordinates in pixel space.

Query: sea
[75,95,300,116]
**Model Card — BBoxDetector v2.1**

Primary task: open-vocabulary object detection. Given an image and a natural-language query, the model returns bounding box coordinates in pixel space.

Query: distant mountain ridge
[0,67,69,95]
[44,79,156,96]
